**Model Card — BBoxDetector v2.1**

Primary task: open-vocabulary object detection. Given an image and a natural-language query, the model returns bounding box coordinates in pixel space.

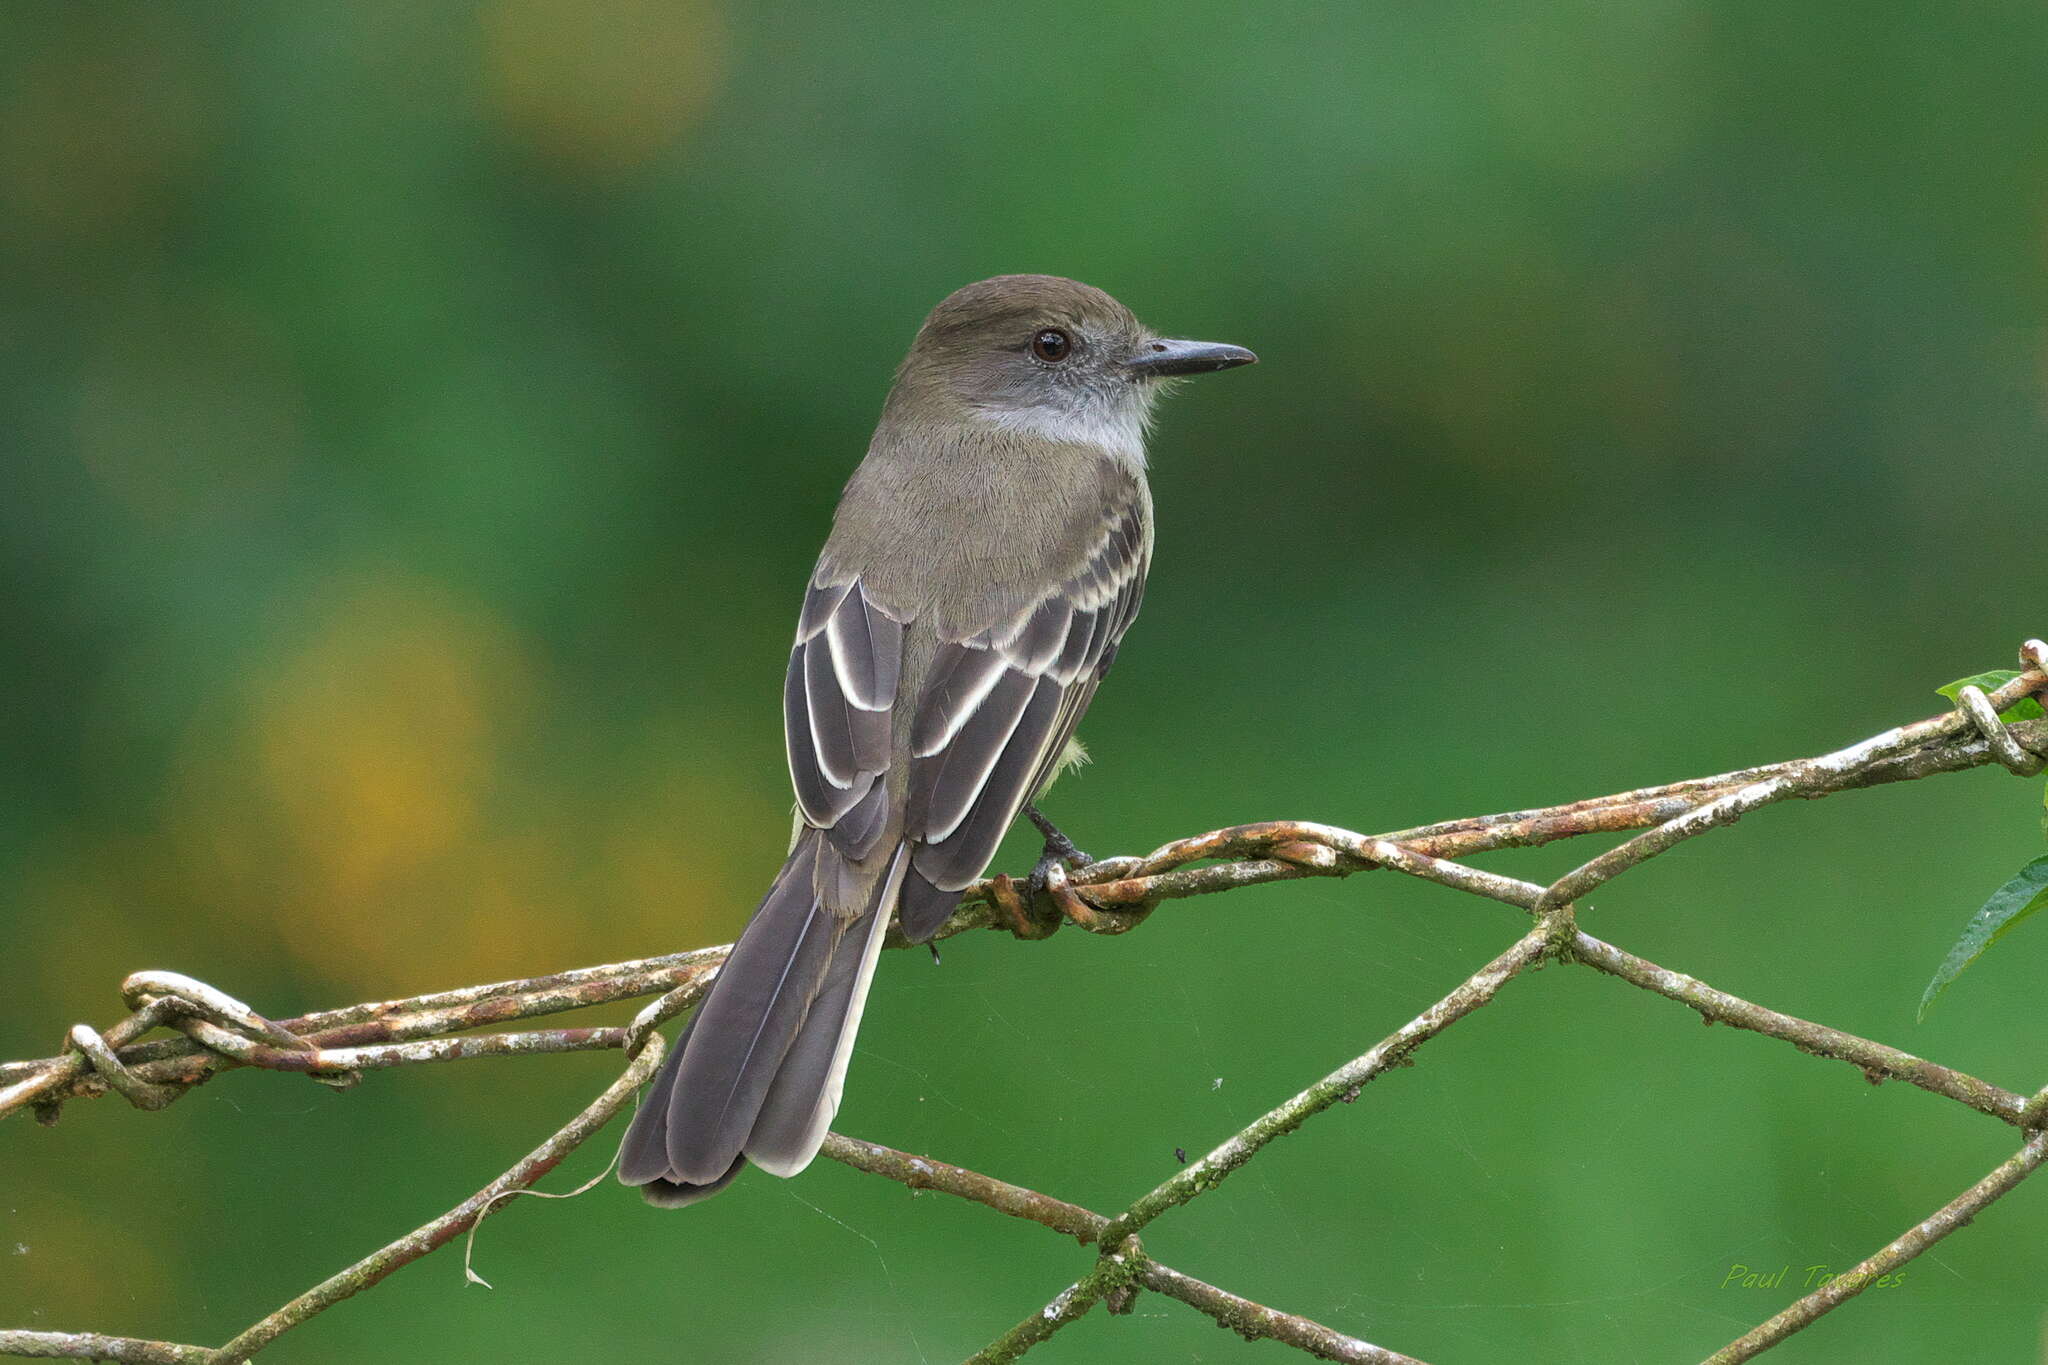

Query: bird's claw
[1025,804,1092,870]
[1024,853,1101,929]
[1023,804,1097,919]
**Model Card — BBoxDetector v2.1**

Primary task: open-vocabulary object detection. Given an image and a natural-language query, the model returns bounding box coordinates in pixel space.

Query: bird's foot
[1023,806,1099,928]
[1025,804,1092,871]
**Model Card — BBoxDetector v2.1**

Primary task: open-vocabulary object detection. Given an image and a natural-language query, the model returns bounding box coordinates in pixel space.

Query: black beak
[1123,337,1259,378]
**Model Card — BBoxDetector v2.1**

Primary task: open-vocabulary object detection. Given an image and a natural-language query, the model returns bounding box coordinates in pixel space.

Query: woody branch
[1,642,2042,1365]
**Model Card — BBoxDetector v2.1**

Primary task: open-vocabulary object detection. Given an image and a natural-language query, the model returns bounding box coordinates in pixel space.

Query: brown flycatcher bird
[618,275,1256,1205]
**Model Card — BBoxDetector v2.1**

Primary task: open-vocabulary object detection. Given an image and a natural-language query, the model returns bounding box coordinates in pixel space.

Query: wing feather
[904,504,1149,900]
[1008,595,1075,674]
[1052,606,1100,683]
[826,587,902,712]
[786,498,1147,941]
[796,580,853,642]
[802,638,860,788]
[912,675,1064,887]
[910,667,1038,843]
[786,580,897,829]
[910,644,1012,758]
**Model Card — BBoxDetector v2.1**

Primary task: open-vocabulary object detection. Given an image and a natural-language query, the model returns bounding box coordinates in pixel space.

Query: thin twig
[822,1133,1420,1363]
[964,1252,1134,1364]
[995,711,2048,925]
[0,958,717,1121]
[9,712,2040,1123]
[1139,1263,1425,1365]
[188,1024,630,1074]
[1572,933,2028,1122]
[821,1133,1104,1243]
[0,1334,212,1364]
[1100,921,1556,1249]
[4,648,2044,1363]
[1537,677,2048,913]
[1702,1129,2048,1364]
[0,1041,663,1364]
[209,1037,664,1363]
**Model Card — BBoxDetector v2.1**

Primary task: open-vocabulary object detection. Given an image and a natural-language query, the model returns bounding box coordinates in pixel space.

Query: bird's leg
[1025,804,1091,872]
[1015,806,1097,933]
[1021,804,1097,931]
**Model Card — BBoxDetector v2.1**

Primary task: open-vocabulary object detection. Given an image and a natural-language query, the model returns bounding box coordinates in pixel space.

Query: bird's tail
[618,830,907,1207]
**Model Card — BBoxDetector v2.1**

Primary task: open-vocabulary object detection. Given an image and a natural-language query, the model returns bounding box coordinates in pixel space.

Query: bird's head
[886,274,1256,463]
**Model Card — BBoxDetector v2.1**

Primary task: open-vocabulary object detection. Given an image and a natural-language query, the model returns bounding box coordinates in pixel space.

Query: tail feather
[898,861,965,942]
[616,1010,693,1184]
[621,1013,750,1207]
[618,832,906,1203]
[662,833,843,1185]
[747,844,907,1176]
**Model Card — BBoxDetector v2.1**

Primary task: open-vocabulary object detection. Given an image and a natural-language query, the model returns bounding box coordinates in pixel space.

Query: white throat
[969,399,1150,468]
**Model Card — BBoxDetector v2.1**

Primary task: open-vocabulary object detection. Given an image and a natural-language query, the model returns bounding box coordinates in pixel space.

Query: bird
[618,274,1256,1206]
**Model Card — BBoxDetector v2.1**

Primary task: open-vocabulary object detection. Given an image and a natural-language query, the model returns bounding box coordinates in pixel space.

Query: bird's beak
[1122,337,1259,378]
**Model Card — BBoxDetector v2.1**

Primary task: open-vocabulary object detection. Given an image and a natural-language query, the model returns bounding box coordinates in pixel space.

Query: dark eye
[1031,328,1072,363]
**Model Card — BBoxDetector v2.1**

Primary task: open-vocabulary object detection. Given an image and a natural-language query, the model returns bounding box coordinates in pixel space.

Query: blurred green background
[4,3,2045,1361]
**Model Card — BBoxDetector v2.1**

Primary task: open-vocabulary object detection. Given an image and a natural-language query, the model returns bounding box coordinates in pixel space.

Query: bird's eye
[1031,328,1072,363]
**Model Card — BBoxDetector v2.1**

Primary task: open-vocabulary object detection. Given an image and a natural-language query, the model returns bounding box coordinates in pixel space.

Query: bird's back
[820,418,1151,643]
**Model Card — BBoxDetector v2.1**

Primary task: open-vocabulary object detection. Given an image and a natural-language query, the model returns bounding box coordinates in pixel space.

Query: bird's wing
[783,576,906,868]
[896,499,1149,938]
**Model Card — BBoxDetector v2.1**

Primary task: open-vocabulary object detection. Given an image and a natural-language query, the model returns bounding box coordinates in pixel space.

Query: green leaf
[1937,670,2046,722]
[1918,855,2048,1021]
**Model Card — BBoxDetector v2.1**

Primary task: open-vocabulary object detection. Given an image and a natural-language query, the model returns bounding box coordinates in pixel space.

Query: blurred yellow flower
[480,0,728,177]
